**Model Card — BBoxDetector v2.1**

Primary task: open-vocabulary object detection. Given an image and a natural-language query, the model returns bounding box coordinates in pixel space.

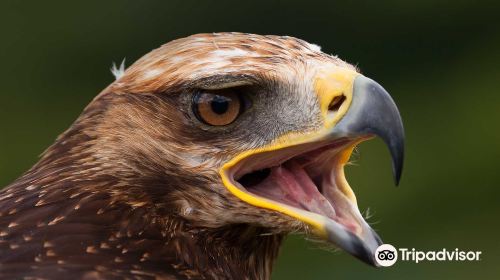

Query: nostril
[328,94,346,112]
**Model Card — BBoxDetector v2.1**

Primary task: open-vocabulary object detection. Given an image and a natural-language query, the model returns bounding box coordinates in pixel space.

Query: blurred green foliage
[0,0,498,278]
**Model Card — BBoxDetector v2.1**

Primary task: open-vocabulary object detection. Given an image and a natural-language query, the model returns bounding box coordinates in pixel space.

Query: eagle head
[0,33,404,278]
[94,33,404,265]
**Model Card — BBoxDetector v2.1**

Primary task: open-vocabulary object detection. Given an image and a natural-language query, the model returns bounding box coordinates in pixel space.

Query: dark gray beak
[331,75,405,185]
[321,75,405,266]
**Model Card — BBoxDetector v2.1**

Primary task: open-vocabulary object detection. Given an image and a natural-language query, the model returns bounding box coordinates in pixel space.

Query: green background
[1,0,498,278]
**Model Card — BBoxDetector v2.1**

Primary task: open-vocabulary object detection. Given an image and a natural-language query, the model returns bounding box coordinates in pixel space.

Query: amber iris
[193,89,242,126]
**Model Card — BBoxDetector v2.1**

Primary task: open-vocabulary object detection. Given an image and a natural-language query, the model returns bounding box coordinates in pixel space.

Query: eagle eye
[192,89,244,126]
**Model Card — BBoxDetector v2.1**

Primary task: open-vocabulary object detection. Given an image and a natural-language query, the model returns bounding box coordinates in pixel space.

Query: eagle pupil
[211,96,229,114]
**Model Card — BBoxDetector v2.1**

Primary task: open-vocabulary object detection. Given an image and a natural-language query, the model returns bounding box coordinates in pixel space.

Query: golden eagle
[0,33,404,279]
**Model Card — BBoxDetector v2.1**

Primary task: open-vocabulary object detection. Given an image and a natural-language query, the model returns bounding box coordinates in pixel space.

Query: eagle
[0,33,404,279]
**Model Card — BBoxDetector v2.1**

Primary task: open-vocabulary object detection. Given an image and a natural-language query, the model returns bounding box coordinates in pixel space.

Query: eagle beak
[322,75,405,265]
[331,75,405,185]
[220,71,405,267]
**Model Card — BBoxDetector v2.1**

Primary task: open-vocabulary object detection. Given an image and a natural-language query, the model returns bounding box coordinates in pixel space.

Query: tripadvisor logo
[375,244,398,267]
[374,244,482,267]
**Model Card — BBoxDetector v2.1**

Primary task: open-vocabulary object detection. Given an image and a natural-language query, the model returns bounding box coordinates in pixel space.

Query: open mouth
[229,138,367,237]
[219,75,405,266]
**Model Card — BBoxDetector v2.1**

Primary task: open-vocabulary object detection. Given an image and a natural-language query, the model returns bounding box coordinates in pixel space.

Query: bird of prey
[0,33,404,279]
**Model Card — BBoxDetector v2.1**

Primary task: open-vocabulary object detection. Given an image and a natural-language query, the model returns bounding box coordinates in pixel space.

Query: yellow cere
[314,67,359,128]
[219,68,360,237]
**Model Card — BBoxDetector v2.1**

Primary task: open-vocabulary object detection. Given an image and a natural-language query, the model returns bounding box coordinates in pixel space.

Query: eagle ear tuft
[111,58,126,80]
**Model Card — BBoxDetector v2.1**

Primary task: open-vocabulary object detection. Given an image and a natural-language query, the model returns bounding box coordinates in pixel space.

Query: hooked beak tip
[331,75,405,186]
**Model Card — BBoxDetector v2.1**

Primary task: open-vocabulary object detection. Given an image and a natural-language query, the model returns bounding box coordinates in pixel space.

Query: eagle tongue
[285,161,336,218]
[247,161,336,218]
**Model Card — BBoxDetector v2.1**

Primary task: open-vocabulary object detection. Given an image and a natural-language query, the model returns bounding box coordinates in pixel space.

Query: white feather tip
[111,59,126,80]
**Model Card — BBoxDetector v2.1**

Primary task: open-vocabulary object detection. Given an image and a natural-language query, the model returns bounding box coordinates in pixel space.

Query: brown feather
[0,32,352,279]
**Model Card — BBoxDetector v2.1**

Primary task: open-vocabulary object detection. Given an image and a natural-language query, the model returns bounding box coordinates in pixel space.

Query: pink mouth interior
[234,139,363,234]
[245,161,337,218]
